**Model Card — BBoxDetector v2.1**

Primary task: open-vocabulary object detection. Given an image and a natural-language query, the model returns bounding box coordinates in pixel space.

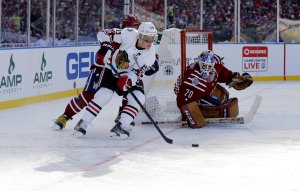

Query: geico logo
[66,52,95,80]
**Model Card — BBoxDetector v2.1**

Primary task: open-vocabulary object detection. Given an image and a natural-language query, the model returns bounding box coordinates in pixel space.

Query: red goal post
[180,29,213,78]
[136,28,213,124]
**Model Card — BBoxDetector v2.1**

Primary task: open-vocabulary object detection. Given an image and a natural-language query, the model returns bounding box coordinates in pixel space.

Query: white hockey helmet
[198,50,215,75]
[138,22,157,43]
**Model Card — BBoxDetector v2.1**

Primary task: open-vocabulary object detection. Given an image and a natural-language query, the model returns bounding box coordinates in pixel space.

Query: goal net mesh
[135,28,212,124]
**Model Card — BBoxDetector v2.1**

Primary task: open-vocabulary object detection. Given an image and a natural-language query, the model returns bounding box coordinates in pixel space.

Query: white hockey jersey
[105,28,156,86]
[97,28,137,50]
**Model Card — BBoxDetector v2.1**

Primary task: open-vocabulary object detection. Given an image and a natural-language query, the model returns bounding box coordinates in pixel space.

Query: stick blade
[243,95,262,124]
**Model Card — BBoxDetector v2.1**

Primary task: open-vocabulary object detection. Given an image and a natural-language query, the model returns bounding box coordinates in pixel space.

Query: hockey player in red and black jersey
[174,50,253,128]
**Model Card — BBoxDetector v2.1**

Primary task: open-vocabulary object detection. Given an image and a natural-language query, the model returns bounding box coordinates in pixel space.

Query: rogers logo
[243,46,268,57]
[243,48,266,55]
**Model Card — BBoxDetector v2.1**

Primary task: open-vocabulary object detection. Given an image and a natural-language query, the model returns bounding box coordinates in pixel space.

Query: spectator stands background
[1,0,300,47]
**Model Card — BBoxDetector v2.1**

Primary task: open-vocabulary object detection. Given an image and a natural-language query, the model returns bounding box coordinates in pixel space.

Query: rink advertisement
[213,44,285,79]
[242,46,268,72]
[1,43,300,109]
[0,46,98,109]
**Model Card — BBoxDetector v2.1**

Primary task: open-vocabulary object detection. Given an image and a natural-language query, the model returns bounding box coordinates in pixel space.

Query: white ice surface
[1,81,300,191]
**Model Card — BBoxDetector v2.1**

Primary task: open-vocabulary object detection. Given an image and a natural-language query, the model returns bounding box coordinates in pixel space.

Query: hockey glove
[144,60,159,76]
[95,41,113,66]
[230,72,253,90]
[117,75,132,91]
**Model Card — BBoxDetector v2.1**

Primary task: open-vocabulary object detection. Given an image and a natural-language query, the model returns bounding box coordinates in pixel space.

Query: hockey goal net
[135,28,213,124]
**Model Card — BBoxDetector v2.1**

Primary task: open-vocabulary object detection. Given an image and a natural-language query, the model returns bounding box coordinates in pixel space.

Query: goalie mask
[138,22,157,49]
[198,50,215,77]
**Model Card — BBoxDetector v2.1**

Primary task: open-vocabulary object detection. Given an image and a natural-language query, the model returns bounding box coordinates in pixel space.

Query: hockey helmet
[121,14,141,29]
[198,50,215,75]
[138,22,157,43]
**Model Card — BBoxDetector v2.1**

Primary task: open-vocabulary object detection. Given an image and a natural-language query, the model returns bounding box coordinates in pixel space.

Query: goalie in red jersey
[174,50,253,128]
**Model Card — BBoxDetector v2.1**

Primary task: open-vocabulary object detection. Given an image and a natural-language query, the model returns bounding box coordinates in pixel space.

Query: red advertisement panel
[242,46,268,72]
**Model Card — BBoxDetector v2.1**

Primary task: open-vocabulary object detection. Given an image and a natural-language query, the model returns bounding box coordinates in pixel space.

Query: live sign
[242,46,268,72]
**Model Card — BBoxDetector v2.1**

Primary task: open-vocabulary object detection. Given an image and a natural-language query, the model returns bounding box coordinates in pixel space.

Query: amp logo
[33,52,52,83]
[0,54,22,94]
[33,52,53,89]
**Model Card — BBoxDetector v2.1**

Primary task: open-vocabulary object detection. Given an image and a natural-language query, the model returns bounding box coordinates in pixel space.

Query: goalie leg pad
[181,102,206,128]
[212,84,229,103]
[200,97,239,118]
[220,97,239,117]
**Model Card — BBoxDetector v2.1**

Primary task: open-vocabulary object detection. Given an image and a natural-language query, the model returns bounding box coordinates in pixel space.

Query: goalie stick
[141,95,262,126]
[108,63,173,144]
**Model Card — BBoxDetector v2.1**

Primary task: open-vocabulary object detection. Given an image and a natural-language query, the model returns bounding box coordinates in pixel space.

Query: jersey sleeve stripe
[183,81,205,92]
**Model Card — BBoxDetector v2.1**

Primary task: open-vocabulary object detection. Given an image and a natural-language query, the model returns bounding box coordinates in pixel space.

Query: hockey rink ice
[1,81,300,191]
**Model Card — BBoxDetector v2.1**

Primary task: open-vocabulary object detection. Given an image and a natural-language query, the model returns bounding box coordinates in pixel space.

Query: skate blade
[109,132,129,140]
[72,129,86,138]
[52,123,63,131]
[123,126,133,132]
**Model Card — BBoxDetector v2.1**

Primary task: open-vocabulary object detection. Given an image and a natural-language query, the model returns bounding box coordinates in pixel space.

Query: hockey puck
[192,144,199,147]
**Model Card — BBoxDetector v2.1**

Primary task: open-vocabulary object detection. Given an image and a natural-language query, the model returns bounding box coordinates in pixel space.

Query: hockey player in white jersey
[97,15,159,128]
[72,22,158,139]
[52,15,142,130]
[96,14,141,52]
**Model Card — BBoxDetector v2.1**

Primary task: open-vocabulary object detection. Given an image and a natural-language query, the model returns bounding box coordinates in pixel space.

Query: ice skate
[72,119,89,138]
[109,122,130,139]
[114,109,135,131]
[114,107,122,123]
[52,114,69,130]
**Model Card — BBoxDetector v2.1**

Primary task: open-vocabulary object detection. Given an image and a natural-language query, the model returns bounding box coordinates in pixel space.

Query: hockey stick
[108,63,173,144]
[142,95,262,126]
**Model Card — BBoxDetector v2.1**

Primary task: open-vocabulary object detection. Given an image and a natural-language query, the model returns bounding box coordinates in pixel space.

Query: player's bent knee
[127,90,145,107]
[81,91,94,103]
[72,91,94,109]
[94,88,114,106]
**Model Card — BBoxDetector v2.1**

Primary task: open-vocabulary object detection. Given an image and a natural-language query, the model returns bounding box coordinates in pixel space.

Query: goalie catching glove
[229,72,253,90]
[117,75,132,91]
